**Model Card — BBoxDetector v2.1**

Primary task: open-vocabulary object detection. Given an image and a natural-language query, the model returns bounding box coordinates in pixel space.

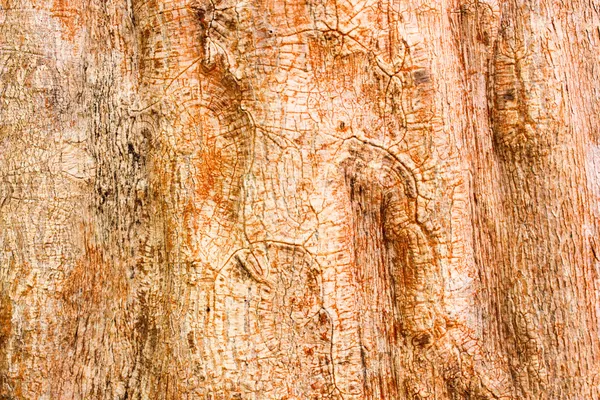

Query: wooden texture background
[1,0,600,398]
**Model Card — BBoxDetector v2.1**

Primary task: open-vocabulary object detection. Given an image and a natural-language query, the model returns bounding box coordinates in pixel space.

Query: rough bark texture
[1,0,599,399]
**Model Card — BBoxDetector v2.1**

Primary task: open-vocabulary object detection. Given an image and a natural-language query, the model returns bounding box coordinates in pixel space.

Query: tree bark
[1,0,599,398]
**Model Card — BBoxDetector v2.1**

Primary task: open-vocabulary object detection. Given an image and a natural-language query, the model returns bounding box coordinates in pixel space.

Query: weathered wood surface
[1,0,599,398]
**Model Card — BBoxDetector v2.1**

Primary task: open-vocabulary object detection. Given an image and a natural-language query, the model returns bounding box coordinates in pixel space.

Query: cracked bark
[1,0,599,399]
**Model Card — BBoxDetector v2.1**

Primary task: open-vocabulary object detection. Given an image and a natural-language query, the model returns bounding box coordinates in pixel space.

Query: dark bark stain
[413,69,430,85]
[0,290,12,398]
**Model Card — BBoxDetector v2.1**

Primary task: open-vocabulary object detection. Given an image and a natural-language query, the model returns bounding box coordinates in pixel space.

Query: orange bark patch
[180,139,228,250]
[51,0,83,42]
[61,243,127,311]
[0,291,11,347]
[193,140,225,205]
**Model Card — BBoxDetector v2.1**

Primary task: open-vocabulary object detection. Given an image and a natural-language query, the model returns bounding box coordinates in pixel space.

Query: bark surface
[1,0,599,399]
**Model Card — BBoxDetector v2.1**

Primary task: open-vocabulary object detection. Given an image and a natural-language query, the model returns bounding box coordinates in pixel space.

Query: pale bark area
[0,0,599,399]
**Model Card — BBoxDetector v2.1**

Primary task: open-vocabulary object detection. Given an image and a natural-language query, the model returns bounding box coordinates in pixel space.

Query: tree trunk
[1,0,599,398]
